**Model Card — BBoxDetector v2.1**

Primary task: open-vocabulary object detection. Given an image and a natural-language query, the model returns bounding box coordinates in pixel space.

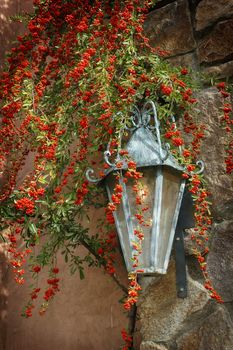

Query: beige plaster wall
[0,2,128,349]
[5,253,128,350]
[0,0,33,69]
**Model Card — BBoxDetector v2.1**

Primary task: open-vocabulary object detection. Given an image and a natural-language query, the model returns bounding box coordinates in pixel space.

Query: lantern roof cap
[125,126,183,170]
[86,101,204,183]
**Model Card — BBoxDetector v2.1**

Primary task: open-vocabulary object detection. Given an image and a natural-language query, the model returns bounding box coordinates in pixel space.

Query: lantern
[86,101,203,285]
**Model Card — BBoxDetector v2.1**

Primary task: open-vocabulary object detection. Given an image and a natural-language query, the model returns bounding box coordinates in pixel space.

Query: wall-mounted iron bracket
[173,186,195,298]
[174,226,187,298]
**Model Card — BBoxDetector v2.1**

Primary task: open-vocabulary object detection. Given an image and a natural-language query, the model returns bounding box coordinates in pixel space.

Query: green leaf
[79,268,85,280]
[0,233,6,242]
[28,223,37,235]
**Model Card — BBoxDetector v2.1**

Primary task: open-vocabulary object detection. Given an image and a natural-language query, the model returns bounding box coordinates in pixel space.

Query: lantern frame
[86,101,204,278]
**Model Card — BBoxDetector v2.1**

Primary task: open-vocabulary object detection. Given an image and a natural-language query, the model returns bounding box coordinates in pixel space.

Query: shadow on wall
[0,2,33,349]
[0,0,33,70]
[0,247,9,350]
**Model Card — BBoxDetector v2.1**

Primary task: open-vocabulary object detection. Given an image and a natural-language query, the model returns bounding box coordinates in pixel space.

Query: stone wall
[137,1,233,349]
[145,0,233,77]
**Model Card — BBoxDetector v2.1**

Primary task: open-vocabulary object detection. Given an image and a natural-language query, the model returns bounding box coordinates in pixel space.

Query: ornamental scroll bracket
[85,100,204,183]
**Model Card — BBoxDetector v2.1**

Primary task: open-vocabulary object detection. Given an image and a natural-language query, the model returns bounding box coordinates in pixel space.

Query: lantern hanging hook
[142,100,170,162]
[125,105,142,131]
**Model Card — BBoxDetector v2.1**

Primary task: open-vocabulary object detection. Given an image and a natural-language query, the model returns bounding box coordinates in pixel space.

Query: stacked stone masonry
[139,1,233,349]
[145,0,233,77]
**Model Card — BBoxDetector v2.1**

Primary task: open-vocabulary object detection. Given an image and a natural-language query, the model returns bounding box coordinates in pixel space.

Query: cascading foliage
[0,0,231,347]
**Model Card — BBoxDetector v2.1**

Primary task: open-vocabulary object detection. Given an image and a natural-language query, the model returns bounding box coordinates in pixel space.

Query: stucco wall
[0,3,128,350]
[5,252,128,350]
[0,0,33,69]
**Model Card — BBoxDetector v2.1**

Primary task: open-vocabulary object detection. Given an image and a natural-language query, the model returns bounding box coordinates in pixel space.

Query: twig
[80,237,128,294]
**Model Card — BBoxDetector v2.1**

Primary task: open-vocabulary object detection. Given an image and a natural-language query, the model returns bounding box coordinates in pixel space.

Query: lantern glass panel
[105,166,184,274]
[156,167,182,272]
[105,173,132,270]
[125,167,155,269]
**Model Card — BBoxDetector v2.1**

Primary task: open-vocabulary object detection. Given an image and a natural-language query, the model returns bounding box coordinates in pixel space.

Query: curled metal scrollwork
[142,100,163,159]
[85,168,102,183]
[125,105,142,131]
[194,160,205,174]
[141,100,158,131]
[85,100,205,183]
[104,149,116,167]
[103,100,176,169]
[161,142,170,162]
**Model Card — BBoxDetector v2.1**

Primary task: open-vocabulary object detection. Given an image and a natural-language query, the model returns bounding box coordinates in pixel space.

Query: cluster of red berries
[216,82,233,174]
[7,225,32,285]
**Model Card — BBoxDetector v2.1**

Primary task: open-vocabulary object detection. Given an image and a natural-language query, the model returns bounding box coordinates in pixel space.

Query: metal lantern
[86,101,203,286]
